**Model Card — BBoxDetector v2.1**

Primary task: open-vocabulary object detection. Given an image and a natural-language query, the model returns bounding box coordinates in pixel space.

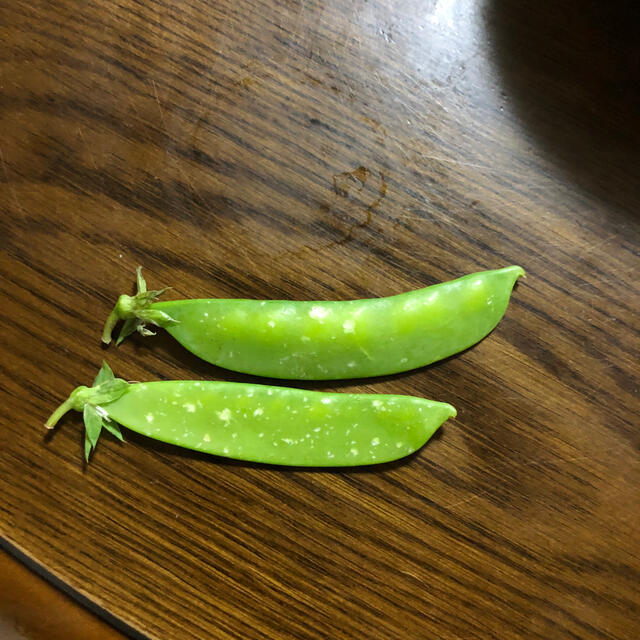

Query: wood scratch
[445,489,489,510]
[417,154,489,170]
[524,444,630,470]
[173,161,204,207]
[397,66,421,89]
[443,445,627,511]
[392,213,436,223]
[0,146,25,218]
[191,105,212,143]
[76,128,98,169]
[399,569,422,581]
[412,153,551,187]
[126,94,141,118]
[578,233,619,258]
[151,79,165,124]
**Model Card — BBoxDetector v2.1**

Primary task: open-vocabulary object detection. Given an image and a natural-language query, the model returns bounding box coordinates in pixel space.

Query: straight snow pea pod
[46,363,456,466]
[102,266,524,380]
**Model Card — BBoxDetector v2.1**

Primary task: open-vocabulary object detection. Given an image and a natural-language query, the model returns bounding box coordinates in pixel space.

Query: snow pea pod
[102,265,524,380]
[46,363,456,466]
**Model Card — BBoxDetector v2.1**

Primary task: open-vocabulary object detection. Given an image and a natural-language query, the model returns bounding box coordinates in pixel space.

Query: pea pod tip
[509,265,526,279]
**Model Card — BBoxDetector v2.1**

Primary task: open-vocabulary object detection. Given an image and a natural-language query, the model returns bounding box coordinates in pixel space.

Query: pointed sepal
[102,267,178,345]
[45,362,130,462]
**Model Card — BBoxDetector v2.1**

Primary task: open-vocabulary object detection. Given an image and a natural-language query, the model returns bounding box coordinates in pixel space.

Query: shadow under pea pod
[485,0,640,218]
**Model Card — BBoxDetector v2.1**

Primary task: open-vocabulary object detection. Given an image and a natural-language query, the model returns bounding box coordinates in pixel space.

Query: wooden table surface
[1,0,638,638]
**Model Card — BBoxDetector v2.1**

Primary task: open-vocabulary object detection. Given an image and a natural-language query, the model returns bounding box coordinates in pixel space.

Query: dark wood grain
[1,0,638,639]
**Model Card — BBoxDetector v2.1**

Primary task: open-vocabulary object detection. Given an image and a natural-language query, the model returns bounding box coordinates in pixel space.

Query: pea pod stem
[101,307,123,344]
[45,397,77,429]
[46,363,456,466]
[102,265,525,380]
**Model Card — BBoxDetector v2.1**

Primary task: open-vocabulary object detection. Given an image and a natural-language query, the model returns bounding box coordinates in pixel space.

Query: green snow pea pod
[45,363,456,466]
[102,265,524,380]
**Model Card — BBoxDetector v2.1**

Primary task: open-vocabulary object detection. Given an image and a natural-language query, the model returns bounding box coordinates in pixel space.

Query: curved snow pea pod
[102,265,524,380]
[46,363,456,466]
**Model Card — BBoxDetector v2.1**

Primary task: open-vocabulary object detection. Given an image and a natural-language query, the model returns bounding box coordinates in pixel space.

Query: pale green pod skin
[103,266,524,379]
[107,382,455,466]
[155,266,524,379]
[46,369,456,466]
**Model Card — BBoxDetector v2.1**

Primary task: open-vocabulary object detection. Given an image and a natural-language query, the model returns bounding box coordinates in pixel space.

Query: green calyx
[101,266,178,345]
[45,362,129,461]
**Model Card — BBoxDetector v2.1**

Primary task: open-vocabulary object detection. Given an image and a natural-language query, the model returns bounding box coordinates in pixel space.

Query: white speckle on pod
[309,306,328,319]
